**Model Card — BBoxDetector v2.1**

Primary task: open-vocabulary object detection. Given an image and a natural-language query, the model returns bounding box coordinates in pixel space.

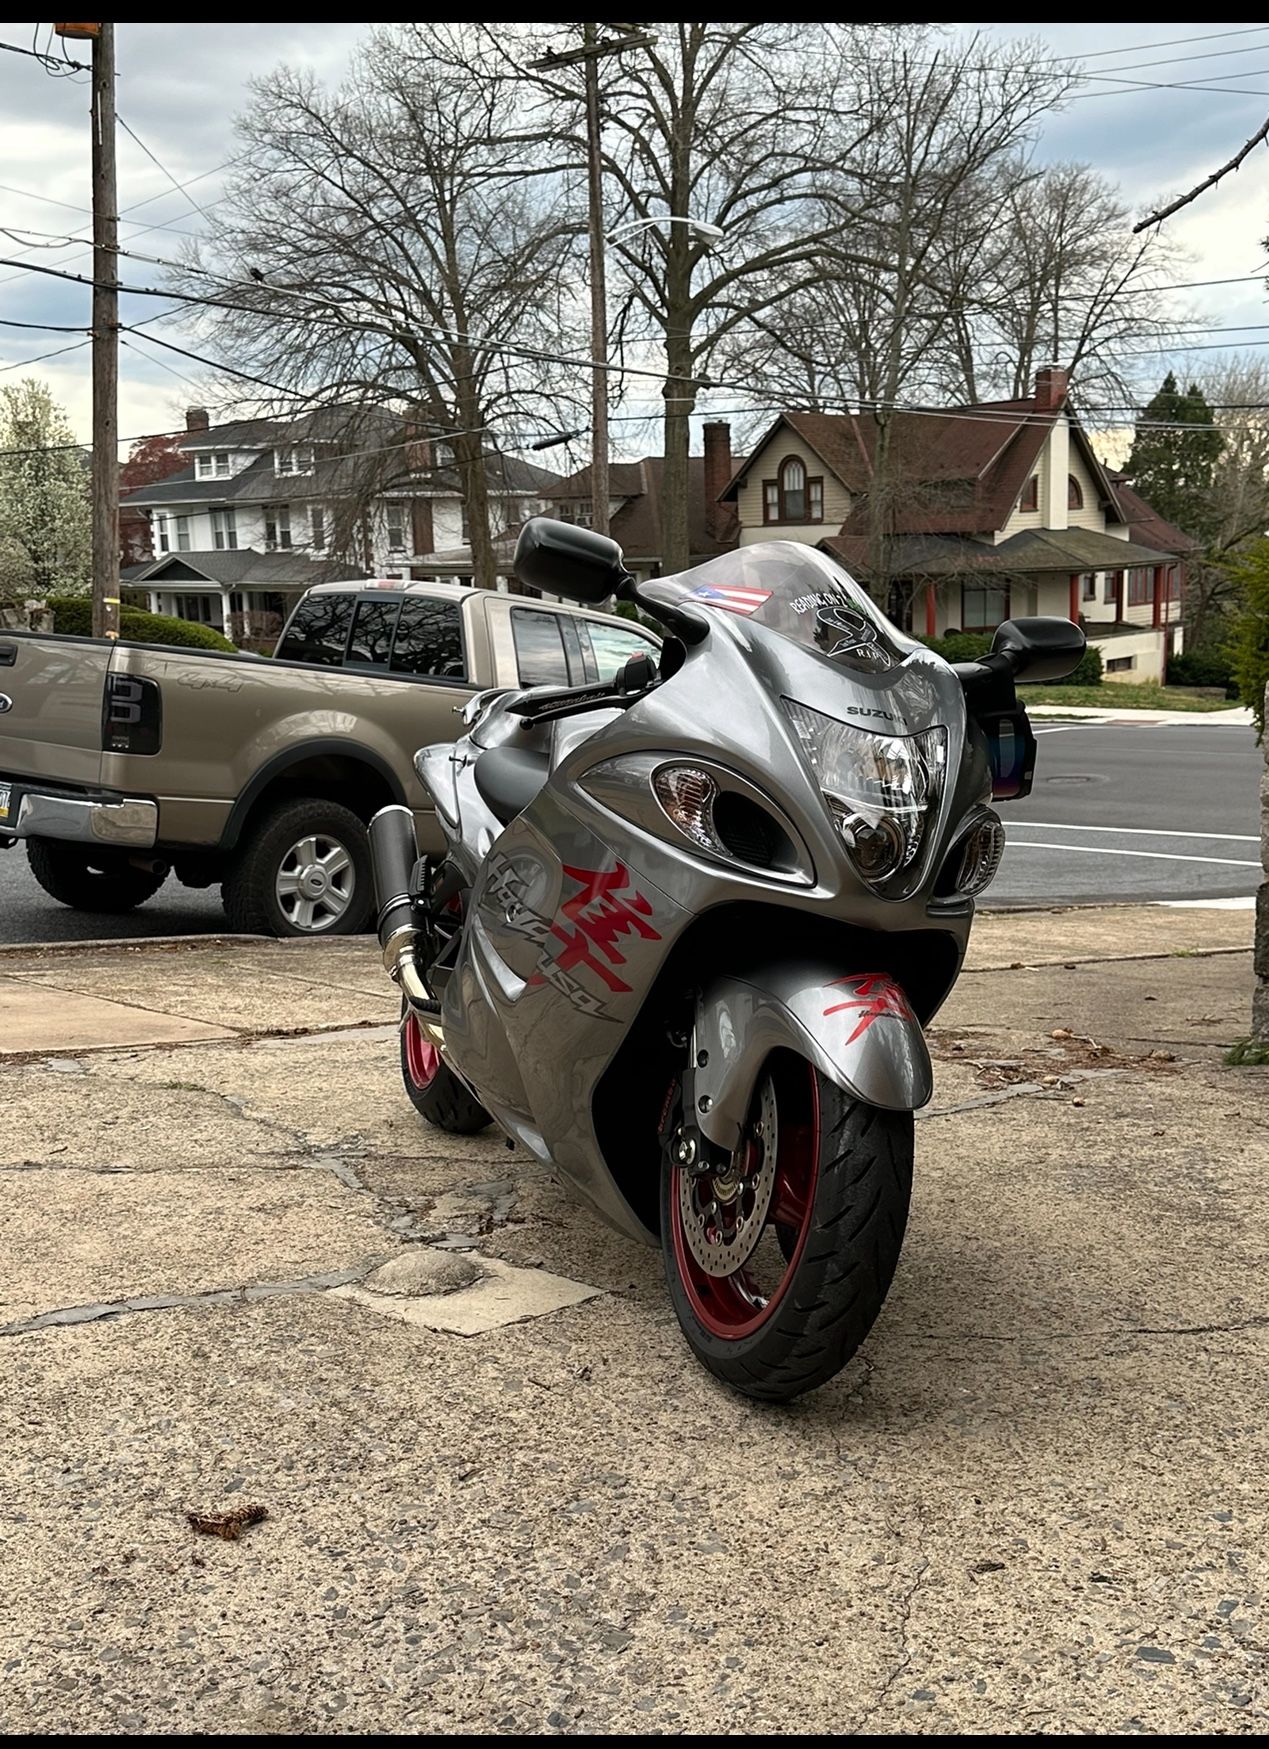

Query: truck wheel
[26,839,168,913]
[222,797,372,937]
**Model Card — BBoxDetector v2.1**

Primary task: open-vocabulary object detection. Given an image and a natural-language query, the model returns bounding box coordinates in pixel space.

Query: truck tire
[222,797,372,937]
[26,838,168,913]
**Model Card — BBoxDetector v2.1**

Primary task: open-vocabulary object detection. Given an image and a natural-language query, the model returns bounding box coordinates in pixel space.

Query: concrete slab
[967,902,1252,970]
[332,1254,602,1336]
[0,976,233,1055]
[942,953,1252,1054]
[2,960,395,1035]
[0,1165,387,1328]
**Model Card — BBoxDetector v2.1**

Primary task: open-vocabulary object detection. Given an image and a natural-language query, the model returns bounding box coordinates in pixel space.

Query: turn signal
[951,811,1006,897]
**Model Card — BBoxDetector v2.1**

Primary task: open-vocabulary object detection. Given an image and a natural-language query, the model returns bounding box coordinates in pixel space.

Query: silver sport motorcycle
[369,518,1084,1401]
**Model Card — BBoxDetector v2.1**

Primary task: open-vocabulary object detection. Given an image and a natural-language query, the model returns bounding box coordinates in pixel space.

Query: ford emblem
[0,694,11,713]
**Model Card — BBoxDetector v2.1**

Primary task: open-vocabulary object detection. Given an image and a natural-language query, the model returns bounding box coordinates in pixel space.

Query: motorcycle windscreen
[660,542,912,676]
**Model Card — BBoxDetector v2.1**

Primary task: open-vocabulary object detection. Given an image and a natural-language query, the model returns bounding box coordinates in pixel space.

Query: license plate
[0,783,9,822]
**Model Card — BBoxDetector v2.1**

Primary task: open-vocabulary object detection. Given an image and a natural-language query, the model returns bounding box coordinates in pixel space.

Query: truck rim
[274,832,355,932]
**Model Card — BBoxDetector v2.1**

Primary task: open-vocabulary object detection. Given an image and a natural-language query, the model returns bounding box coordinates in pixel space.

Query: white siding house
[122,408,560,645]
[721,369,1191,684]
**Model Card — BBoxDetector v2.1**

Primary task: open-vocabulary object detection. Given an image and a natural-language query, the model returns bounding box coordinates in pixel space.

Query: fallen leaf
[1051,1028,1074,1040]
[1072,1097,1086,1107]
[186,1504,268,1542]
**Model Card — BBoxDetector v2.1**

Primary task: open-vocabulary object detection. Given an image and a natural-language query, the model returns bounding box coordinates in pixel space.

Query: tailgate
[0,635,108,788]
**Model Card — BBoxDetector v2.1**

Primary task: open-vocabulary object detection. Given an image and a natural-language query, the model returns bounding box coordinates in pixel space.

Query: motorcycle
[369,519,1084,1401]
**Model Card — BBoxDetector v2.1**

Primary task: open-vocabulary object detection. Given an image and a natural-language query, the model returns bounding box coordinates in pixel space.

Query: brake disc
[678,1076,778,1278]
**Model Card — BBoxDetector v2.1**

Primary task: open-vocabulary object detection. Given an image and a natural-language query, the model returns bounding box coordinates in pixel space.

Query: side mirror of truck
[514,517,631,605]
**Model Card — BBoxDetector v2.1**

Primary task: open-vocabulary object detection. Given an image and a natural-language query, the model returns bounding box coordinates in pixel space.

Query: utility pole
[582,23,609,537]
[89,22,119,638]
[530,25,654,543]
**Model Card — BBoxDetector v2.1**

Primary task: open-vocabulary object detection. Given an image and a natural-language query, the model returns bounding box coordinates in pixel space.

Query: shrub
[48,594,234,651]
[1166,647,1238,697]
[1229,543,1269,738]
[919,630,1102,686]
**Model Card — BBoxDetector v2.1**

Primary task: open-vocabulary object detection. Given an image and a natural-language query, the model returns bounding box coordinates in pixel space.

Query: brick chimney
[703,420,732,540]
[1033,366,1069,411]
[185,406,210,432]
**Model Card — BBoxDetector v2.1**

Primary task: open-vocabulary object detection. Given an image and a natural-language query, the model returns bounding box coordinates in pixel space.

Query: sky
[1,21,1268,457]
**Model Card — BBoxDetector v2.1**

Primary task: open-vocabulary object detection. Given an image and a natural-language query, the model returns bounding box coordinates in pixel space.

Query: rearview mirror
[991,616,1086,685]
[514,517,631,605]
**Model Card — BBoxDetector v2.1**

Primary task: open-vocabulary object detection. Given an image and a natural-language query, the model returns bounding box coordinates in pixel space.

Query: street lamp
[606,215,725,246]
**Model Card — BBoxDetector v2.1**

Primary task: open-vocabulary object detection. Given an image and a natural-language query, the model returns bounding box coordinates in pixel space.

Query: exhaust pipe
[368,805,439,1029]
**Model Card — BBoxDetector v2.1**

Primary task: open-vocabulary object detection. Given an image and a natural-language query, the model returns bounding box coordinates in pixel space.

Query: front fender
[693,960,933,1151]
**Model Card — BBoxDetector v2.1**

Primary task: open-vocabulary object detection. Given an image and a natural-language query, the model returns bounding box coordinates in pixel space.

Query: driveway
[0,907,1266,1733]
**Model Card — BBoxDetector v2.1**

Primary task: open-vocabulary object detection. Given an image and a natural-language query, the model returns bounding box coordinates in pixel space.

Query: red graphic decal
[823,974,914,1045]
[545,861,662,994]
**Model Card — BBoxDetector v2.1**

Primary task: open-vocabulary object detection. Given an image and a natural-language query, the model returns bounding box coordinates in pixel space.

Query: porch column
[1116,569,1125,622]
[148,591,159,614]
[924,584,936,638]
[1068,574,1081,623]
[1152,564,1164,629]
[221,590,233,638]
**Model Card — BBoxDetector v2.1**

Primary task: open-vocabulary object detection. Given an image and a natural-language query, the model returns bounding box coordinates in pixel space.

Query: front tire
[400,1005,491,1134]
[661,1051,913,1402]
[222,797,371,937]
[26,838,167,913]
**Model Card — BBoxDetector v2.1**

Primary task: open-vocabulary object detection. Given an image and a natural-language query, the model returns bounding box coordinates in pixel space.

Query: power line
[0,36,87,72]
[117,114,214,225]
[1052,26,1269,63]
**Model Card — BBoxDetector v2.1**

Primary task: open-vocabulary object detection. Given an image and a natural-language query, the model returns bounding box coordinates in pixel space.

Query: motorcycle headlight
[783,698,946,887]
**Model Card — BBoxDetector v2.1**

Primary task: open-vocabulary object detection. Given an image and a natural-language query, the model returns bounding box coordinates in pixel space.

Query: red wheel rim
[670,1055,820,1340]
[403,1012,440,1089]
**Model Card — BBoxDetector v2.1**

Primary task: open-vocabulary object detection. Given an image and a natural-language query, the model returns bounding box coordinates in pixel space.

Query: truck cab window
[276,594,354,666]
[346,597,401,668]
[579,618,659,682]
[512,608,570,686]
[390,597,466,680]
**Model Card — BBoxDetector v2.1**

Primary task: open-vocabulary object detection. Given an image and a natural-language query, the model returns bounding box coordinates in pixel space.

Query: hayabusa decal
[484,852,661,1017]
[823,974,915,1044]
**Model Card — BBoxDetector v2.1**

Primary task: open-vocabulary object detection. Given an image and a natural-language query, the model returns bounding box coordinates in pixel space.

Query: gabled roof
[723,401,1122,540]
[123,549,368,588]
[550,456,743,562]
[1106,471,1203,555]
[123,439,559,509]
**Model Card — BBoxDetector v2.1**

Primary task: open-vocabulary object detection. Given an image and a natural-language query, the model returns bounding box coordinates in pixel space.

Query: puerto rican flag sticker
[690,583,772,615]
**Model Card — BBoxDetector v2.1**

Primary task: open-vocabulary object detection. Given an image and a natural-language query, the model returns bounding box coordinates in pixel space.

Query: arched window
[762,454,824,524]
[1067,474,1084,510]
[1020,475,1039,512]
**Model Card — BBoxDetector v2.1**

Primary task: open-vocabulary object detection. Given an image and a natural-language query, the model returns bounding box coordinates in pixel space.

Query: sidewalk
[0,908,1266,1734]
[1028,702,1253,725]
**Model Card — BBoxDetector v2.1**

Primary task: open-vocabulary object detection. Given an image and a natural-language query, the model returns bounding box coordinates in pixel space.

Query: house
[121,406,561,643]
[719,369,1189,683]
[546,422,741,581]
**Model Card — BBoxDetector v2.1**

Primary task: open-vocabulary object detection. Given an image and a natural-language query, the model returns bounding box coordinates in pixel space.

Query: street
[0,719,1261,943]
[992,720,1263,907]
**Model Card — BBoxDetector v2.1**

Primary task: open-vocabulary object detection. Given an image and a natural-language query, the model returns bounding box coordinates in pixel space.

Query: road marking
[1159,896,1256,909]
[1009,821,1259,843]
[1005,841,1260,869]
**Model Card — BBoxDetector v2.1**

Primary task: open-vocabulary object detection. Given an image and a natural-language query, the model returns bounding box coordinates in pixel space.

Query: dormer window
[762,454,823,525]
[1067,473,1084,510]
[275,444,314,476]
[195,451,231,480]
[1020,474,1039,512]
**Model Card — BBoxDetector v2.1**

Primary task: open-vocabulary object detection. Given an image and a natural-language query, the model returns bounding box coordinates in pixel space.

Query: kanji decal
[484,852,661,1016]
[823,974,915,1045]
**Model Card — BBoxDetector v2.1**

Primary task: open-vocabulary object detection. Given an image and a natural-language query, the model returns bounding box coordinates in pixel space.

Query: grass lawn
[1020,682,1238,713]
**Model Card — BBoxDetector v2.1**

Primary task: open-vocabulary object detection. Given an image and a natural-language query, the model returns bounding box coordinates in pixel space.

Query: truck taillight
[102,674,163,755]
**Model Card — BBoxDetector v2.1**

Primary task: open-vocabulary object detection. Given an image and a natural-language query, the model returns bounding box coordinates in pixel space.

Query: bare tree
[1185,357,1269,645]
[972,162,1183,404]
[180,24,582,586]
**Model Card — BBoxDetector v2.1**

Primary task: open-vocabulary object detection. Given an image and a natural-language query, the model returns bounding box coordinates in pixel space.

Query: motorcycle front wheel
[661,1050,913,1402]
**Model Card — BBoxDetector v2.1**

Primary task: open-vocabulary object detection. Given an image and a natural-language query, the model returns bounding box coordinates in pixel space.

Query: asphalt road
[989,719,1263,908]
[0,721,1262,943]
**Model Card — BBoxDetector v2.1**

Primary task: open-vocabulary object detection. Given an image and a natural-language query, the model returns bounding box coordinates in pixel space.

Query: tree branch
[1133,116,1269,232]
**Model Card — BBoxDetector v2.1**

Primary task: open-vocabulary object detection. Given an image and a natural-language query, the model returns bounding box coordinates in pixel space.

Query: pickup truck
[0,582,659,936]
